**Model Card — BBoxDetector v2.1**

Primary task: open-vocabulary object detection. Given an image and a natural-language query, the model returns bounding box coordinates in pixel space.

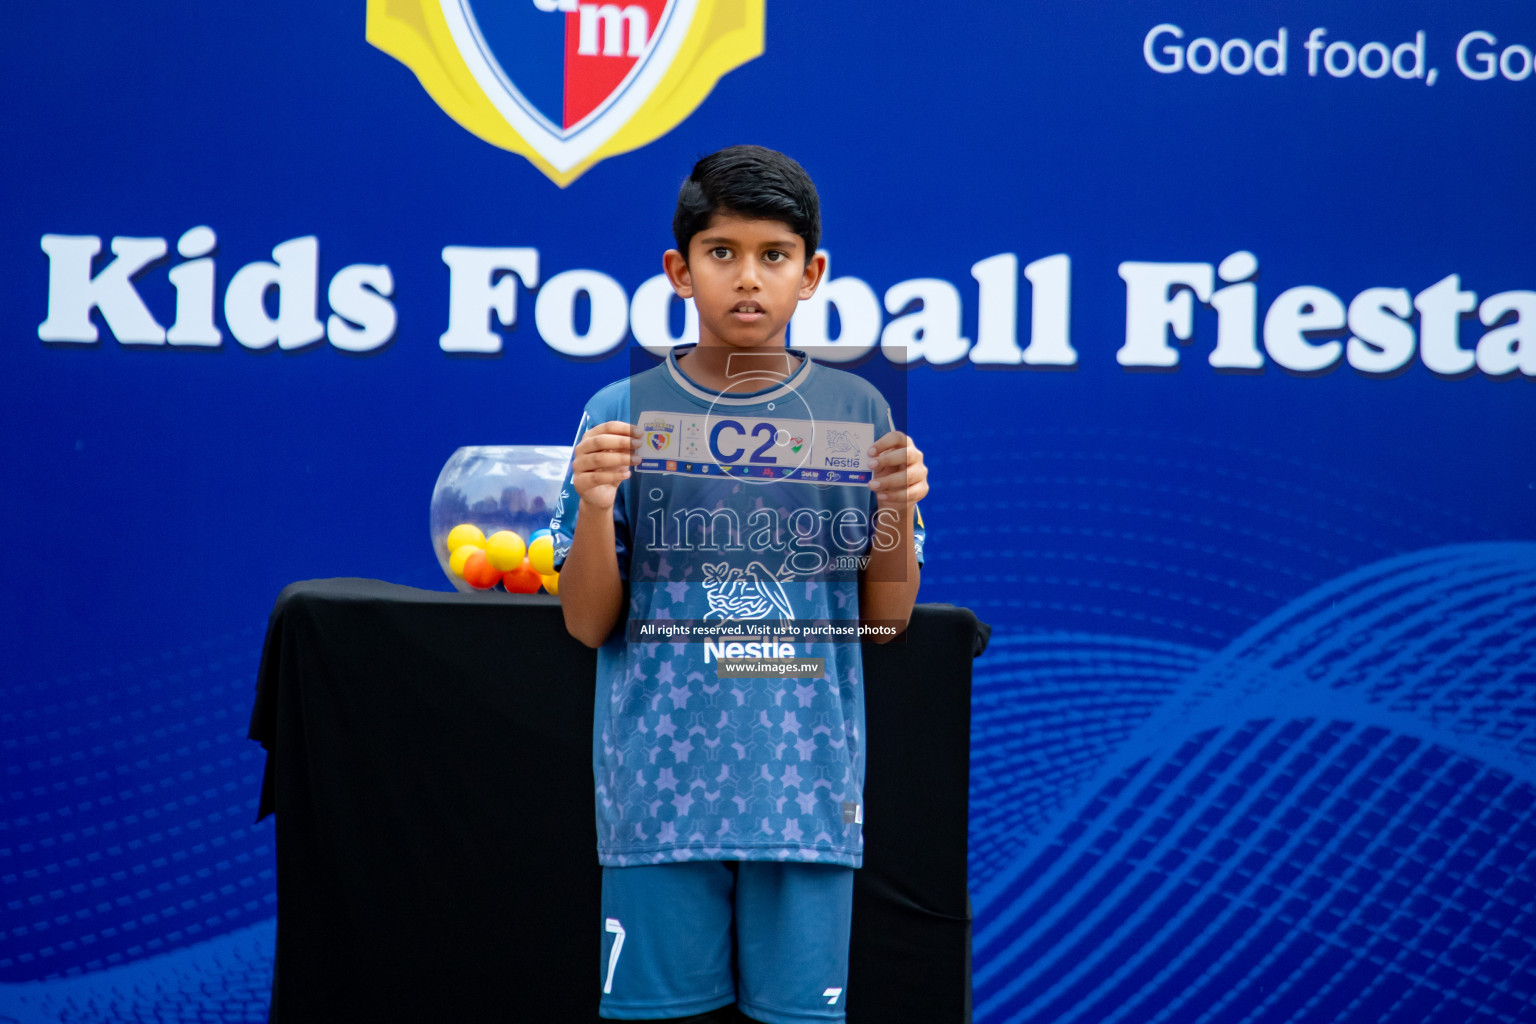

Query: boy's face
[663,212,825,352]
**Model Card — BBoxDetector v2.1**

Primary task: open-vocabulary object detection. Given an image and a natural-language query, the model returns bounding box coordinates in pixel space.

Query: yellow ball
[485,530,527,571]
[449,544,480,578]
[528,534,556,575]
[539,572,560,595]
[445,523,485,554]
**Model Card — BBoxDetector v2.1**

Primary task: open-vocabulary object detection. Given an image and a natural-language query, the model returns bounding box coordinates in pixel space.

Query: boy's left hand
[868,431,929,507]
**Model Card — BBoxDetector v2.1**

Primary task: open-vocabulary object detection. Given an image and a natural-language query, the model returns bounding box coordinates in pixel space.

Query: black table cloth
[249,578,985,1022]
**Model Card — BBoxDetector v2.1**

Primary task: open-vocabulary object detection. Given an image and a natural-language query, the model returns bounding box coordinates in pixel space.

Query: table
[249,578,985,1022]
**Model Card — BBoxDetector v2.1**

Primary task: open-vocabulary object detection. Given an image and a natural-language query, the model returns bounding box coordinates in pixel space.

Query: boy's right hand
[572,421,642,511]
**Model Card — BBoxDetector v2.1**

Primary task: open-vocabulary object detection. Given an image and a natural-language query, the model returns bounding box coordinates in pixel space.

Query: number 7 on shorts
[603,918,626,995]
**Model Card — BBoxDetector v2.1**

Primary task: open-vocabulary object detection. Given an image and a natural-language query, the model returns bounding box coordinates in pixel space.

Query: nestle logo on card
[824,456,861,468]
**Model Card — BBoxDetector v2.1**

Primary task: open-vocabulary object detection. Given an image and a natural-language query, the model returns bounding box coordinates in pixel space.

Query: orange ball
[502,559,542,594]
[461,549,501,590]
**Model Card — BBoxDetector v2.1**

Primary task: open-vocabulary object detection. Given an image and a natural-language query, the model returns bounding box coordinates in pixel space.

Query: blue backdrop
[3,2,1533,1021]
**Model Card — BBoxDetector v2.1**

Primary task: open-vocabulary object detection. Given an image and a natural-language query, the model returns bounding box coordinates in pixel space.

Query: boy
[551,145,928,1024]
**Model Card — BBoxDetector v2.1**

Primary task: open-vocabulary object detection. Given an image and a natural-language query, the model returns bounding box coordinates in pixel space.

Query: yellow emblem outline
[366,0,764,187]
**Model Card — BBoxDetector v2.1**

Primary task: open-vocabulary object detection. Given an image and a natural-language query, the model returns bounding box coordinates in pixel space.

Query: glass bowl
[429,445,573,593]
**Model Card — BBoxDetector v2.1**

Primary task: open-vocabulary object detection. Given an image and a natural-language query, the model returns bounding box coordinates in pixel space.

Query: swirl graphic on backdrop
[2,425,1529,1023]
[0,630,273,1022]
[969,543,1536,1024]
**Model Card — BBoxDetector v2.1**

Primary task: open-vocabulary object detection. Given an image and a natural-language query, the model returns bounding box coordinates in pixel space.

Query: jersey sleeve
[874,397,926,566]
[913,502,927,565]
[550,391,632,579]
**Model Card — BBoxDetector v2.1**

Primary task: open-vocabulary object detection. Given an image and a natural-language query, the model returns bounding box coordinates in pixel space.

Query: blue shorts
[598,861,854,1023]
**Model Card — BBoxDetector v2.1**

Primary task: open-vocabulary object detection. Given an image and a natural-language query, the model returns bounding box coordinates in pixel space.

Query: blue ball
[530,528,552,541]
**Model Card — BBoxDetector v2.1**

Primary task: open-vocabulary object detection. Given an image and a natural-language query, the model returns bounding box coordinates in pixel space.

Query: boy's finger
[866,430,909,457]
[875,481,928,507]
[581,429,643,451]
[582,458,634,475]
[583,436,642,450]
[582,422,642,442]
[870,461,927,495]
[577,468,632,487]
[578,450,641,470]
[870,446,916,471]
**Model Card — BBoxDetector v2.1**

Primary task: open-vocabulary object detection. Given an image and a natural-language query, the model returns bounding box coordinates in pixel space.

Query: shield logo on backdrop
[366,0,764,186]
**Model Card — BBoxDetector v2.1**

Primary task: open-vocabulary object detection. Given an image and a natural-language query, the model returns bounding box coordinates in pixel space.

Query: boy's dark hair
[672,145,821,260]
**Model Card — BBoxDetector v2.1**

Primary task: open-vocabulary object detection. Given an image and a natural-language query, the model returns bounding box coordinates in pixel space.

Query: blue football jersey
[551,346,925,867]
